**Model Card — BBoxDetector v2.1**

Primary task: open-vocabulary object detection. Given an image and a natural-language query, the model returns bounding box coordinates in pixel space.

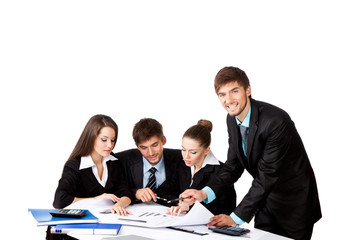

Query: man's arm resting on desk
[203,186,245,226]
[230,212,245,225]
[208,213,245,227]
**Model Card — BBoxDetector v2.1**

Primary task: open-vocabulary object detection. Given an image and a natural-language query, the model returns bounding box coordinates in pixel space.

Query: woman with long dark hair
[53,114,131,215]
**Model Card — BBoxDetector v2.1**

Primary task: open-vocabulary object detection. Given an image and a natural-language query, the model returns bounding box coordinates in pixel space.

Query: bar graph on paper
[114,202,178,227]
[138,211,168,218]
[97,201,213,228]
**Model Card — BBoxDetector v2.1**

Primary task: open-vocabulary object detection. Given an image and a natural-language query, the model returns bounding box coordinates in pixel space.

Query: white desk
[69,224,292,240]
[61,200,292,240]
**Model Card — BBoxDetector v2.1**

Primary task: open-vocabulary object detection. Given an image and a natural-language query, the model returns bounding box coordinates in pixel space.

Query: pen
[118,218,147,223]
[167,226,208,236]
[155,196,168,202]
[166,197,190,204]
[99,209,112,214]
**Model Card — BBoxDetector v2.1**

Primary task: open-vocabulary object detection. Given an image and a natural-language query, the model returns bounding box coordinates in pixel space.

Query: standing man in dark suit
[181,67,321,240]
[115,118,183,204]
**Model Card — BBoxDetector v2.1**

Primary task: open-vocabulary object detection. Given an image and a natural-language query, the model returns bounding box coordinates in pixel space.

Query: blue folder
[28,209,98,226]
[52,223,121,235]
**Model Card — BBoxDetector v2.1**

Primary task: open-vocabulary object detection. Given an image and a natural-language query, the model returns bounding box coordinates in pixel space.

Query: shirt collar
[192,150,219,171]
[202,150,220,167]
[79,154,117,170]
[142,154,165,172]
[235,104,251,128]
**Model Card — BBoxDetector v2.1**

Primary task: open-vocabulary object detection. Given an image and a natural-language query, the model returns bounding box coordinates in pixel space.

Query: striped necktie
[240,125,249,154]
[146,167,157,192]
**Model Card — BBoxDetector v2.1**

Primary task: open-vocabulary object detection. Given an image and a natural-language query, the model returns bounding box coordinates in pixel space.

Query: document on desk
[66,198,115,212]
[98,201,214,228]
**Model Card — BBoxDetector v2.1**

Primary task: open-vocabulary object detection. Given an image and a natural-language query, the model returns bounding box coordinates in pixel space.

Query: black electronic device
[208,225,250,236]
[50,209,87,218]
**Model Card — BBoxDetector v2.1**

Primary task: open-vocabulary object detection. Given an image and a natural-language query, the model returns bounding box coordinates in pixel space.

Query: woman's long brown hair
[67,114,118,161]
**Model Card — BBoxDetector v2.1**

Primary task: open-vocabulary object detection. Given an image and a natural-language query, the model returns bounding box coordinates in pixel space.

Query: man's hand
[207,214,237,227]
[180,189,207,205]
[135,188,157,202]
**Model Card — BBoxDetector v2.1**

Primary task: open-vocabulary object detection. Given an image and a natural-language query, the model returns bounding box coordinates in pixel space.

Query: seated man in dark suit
[115,118,183,205]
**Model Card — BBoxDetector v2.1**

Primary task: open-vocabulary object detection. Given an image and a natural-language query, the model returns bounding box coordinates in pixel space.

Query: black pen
[166,196,190,204]
[167,226,208,236]
[118,218,147,223]
[155,196,168,202]
[99,209,112,214]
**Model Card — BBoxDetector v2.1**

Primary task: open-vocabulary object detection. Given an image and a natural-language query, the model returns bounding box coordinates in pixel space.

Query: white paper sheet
[66,198,115,212]
[65,199,214,228]
[93,201,213,228]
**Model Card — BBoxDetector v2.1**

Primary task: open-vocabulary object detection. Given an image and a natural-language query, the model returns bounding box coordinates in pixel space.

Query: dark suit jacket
[114,148,183,202]
[53,154,131,209]
[157,160,236,215]
[210,99,321,235]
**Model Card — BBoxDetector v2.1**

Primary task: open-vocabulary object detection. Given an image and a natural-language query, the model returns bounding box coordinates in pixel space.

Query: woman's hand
[94,193,122,202]
[166,202,190,216]
[111,196,132,216]
[111,202,131,216]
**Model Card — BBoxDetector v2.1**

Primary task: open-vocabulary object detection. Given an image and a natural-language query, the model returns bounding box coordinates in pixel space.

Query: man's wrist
[230,212,245,226]
[202,186,216,204]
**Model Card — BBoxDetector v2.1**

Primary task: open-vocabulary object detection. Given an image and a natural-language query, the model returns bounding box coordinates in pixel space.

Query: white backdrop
[1,1,359,239]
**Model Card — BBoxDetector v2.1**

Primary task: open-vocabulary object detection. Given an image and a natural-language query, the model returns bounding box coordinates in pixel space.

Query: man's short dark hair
[214,66,250,94]
[132,118,164,146]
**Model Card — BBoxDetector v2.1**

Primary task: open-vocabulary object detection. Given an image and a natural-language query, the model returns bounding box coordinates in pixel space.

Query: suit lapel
[163,150,170,179]
[247,99,258,160]
[80,168,101,192]
[191,165,214,188]
[231,117,242,159]
[183,168,192,189]
[131,154,144,188]
[230,116,249,169]
[105,161,113,189]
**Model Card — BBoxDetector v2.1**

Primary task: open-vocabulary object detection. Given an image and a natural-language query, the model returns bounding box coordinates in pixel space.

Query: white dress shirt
[142,155,166,188]
[79,154,118,187]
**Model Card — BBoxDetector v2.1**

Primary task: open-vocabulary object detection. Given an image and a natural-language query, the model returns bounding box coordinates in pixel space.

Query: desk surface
[58,200,292,240]
[69,224,292,240]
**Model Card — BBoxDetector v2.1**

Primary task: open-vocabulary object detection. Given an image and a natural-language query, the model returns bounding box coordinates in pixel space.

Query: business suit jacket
[210,99,321,239]
[53,154,131,209]
[114,148,183,202]
[157,160,236,215]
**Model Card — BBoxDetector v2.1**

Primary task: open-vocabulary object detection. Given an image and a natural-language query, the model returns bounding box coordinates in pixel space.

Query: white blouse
[79,154,118,187]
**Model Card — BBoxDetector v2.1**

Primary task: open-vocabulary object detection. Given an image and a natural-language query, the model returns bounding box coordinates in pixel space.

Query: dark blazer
[53,154,132,209]
[114,148,183,202]
[157,159,236,215]
[210,99,321,239]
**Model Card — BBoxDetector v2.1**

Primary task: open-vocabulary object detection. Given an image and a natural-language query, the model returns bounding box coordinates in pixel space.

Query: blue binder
[28,209,98,226]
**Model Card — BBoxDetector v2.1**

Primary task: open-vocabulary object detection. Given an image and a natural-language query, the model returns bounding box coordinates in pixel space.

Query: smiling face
[92,126,116,160]
[137,135,166,166]
[181,137,210,169]
[217,81,251,122]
